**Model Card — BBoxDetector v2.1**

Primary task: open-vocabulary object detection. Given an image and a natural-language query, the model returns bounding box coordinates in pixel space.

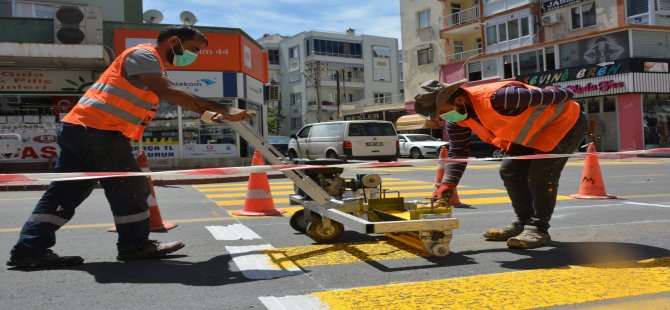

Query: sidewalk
[0,171,288,191]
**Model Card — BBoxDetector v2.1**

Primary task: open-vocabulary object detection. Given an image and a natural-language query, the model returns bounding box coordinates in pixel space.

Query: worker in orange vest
[8,25,250,268]
[415,79,587,249]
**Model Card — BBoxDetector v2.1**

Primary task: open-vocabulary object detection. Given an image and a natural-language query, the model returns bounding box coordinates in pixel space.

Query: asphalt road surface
[2,157,670,309]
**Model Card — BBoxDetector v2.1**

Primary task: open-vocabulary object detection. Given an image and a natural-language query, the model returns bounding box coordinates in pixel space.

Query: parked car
[397,134,449,159]
[288,121,399,162]
[267,135,291,156]
[469,135,507,158]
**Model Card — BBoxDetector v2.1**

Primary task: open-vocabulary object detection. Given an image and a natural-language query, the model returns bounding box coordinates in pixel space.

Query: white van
[287,121,399,162]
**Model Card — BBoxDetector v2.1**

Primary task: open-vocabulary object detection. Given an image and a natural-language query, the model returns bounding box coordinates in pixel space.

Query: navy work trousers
[11,123,151,257]
[499,112,588,233]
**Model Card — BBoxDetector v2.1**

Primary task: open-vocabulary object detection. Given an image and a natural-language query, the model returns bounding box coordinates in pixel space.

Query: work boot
[506,227,551,249]
[117,240,185,261]
[483,225,524,241]
[7,249,84,268]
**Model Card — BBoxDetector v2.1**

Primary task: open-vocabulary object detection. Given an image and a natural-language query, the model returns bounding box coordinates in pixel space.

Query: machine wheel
[492,149,506,159]
[289,209,317,233]
[431,243,451,257]
[410,148,423,159]
[326,150,338,159]
[305,218,344,243]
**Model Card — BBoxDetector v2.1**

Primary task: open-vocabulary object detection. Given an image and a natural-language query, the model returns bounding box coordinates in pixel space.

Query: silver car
[398,134,449,159]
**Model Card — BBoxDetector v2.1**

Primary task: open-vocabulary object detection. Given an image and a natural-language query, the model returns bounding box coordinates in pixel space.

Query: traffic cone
[570,143,617,199]
[109,151,177,232]
[232,151,286,216]
[433,146,471,208]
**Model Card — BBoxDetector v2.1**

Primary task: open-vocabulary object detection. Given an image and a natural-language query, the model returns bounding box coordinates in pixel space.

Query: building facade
[0,0,268,172]
[259,29,401,135]
[429,0,670,151]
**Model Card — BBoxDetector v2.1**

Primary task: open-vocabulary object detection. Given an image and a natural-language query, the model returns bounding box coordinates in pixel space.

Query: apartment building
[429,0,670,152]
[259,29,401,135]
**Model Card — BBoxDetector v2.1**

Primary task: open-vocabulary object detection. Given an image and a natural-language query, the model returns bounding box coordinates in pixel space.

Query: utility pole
[341,68,347,107]
[304,61,323,122]
[335,70,341,120]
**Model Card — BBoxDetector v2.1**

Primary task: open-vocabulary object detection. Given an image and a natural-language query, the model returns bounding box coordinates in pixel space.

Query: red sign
[113,29,267,83]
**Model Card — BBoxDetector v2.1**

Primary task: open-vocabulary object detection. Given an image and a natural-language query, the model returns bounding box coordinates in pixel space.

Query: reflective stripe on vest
[113,209,150,225]
[89,82,155,111]
[29,213,69,227]
[78,96,143,124]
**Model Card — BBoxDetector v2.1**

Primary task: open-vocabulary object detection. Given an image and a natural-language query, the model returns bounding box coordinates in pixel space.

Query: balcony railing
[441,48,483,63]
[445,6,480,28]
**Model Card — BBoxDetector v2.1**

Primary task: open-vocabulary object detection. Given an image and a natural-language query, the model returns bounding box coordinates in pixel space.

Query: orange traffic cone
[232,151,286,216]
[109,150,177,232]
[433,146,471,208]
[570,143,617,199]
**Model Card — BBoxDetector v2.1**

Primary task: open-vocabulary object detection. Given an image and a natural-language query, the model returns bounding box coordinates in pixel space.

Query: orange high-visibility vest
[62,44,165,140]
[458,81,580,152]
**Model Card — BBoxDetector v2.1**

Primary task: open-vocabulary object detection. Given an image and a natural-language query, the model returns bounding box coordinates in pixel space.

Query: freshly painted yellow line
[207,191,295,198]
[0,216,235,233]
[198,185,295,192]
[619,193,670,199]
[377,180,432,185]
[0,197,39,201]
[216,198,289,206]
[458,195,571,205]
[265,240,426,268]
[229,206,303,218]
[193,181,295,188]
[309,257,670,310]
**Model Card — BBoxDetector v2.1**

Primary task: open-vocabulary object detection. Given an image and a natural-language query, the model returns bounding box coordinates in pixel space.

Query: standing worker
[8,25,251,268]
[414,79,587,249]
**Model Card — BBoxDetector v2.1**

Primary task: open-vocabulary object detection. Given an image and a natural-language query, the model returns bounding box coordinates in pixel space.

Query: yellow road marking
[310,257,670,309]
[198,185,295,192]
[192,181,295,188]
[229,206,303,218]
[0,216,235,233]
[216,198,289,206]
[207,191,295,198]
[265,240,426,268]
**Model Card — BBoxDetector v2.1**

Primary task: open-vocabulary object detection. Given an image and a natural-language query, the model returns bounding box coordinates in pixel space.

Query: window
[417,9,431,29]
[499,23,507,42]
[518,50,544,76]
[467,62,482,81]
[453,41,464,60]
[372,45,392,58]
[486,25,497,45]
[482,58,498,78]
[290,92,301,106]
[508,19,519,40]
[268,49,279,65]
[627,0,648,17]
[476,38,482,49]
[418,47,433,65]
[311,124,343,138]
[545,46,556,70]
[348,123,396,136]
[312,39,362,58]
[521,17,530,37]
[571,2,596,29]
[296,124,310,136]
[289,71,300,83]
[374,93,392,103]
[289,46,300,59]
[503,54,519,79]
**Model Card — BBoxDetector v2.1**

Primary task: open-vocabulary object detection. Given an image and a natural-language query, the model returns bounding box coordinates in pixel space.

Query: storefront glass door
[577,96,619,151]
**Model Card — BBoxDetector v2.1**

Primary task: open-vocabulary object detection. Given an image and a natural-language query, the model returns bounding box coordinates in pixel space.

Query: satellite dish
[142,9,163,24]
[179,11,198,26]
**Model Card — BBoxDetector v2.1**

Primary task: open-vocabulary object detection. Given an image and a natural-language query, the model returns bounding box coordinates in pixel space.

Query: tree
[267,103,284,135]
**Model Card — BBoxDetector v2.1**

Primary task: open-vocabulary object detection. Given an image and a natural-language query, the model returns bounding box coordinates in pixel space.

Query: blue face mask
[439,109,468,122]
[171,39,198,67]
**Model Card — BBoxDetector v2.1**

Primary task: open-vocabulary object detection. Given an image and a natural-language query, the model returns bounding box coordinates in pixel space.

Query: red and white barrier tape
[2,148,669,185]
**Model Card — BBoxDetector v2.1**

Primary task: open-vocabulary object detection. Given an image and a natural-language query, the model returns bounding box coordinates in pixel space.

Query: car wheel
[326,150,338,159]
[492,149,506,158]
[288,149,298,160]
[410,148,423,159]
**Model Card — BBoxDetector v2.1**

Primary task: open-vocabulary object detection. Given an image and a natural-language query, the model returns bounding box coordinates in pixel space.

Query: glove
[436,183,456,202]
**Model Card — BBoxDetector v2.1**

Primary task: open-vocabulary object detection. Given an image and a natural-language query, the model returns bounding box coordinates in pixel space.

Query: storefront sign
[565,80,626,94]
[244,75,264,104]
[344,111,384,120]
[0,70,97,94]
[541,0,583,12]
[131,145,178,159]
[183,143,237,157]
[518,59,630,87]
[0,130,60,162]
[167,71,224,98]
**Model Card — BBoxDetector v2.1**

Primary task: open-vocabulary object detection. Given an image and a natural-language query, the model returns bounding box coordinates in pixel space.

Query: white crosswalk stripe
[206,224,261,240]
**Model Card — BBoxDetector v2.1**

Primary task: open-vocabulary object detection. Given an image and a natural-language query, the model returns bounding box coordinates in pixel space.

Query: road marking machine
[203,112,459,256]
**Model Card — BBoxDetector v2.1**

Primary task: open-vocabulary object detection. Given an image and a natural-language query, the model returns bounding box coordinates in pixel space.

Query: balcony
[340,94,406,115]
[440,48,483,64]
[442,6,481,35]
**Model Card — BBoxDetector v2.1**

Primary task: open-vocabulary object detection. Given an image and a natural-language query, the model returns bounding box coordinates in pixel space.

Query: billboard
[559,31,629,68]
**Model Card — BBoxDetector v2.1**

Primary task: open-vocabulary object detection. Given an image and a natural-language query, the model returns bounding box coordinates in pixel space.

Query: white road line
[226,244,303,280]
[206,224,261,240]
[259,295,327,310]
[622,201,670,209]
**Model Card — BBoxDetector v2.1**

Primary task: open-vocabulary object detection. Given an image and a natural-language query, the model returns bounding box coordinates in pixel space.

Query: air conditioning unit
[541,14,561,26]
[53,5,103,44]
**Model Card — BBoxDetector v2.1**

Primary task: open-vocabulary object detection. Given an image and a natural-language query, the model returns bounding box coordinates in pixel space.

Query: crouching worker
[7,25,251,268]
[414,79,587,249]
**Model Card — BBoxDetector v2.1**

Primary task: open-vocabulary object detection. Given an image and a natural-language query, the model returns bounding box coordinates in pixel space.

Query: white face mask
[171,39,198,66]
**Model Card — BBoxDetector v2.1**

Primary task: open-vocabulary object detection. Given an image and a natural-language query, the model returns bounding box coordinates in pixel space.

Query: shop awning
[395,114,441,131]
[323,61,364,69]
[0,42,110,69]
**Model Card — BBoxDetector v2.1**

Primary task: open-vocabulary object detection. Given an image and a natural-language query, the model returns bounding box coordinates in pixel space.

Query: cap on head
[413,79,467,117]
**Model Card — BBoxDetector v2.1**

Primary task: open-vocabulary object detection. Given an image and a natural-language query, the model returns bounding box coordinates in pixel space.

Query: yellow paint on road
[229,206,303,218]
[198,185,295,192]
[0,216,234,233]
[265,240,426,269]
[310,257,670,310]
[192,181,296,188]
[216,198,289,206]
[207,191,296,198]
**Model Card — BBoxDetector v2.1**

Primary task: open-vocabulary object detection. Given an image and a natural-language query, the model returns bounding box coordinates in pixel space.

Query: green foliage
[267,104,285,135]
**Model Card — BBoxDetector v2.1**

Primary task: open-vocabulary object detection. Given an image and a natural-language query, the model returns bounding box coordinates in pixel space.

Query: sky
[142,0,402,43]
